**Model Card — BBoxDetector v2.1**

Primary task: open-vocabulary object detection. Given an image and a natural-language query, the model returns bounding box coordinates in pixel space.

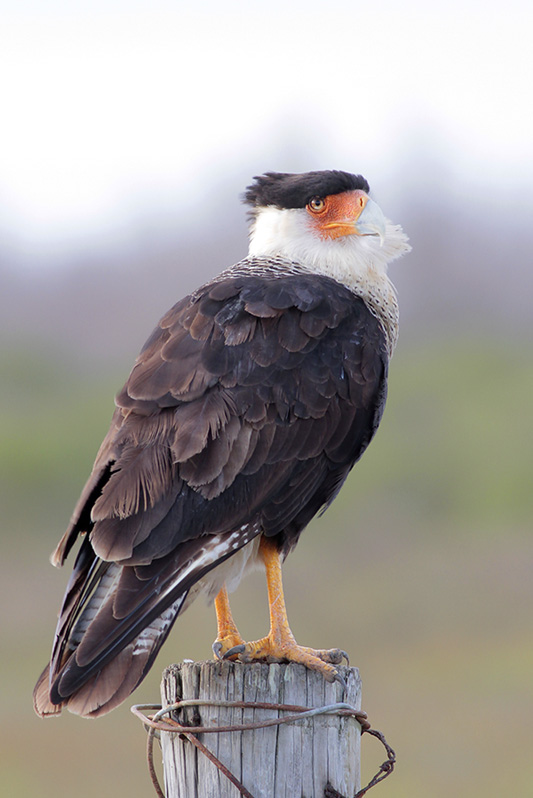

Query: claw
[212,641,223,661]
[222,643,246,660]
[323,648,348,666]
[333,670,347,691]
[212,552,351,687]
[302,647,349,666]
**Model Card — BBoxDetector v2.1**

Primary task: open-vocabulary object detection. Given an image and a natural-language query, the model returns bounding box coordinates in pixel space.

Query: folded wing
[35,269,388,717]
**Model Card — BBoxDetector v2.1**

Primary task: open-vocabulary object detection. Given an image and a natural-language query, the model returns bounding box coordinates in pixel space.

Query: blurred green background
[1,2,533,797]
[2,325,532,798]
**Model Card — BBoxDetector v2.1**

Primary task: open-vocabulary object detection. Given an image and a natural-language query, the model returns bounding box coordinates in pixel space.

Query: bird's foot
[212,631,247,661]
[220,634,349,686]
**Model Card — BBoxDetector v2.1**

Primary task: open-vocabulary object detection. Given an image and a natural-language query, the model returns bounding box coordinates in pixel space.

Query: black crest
[244,170,370,210]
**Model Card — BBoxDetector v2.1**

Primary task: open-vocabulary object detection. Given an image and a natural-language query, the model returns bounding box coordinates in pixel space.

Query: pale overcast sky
[1,0,531,261]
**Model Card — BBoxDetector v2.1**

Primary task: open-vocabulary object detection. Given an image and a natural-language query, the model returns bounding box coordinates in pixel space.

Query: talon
[333,671,347,691]
[211,548,351,687]
[212,641,223,660]
[322,648,348,665]
[331,648,350,668]
[300,647,348,666]
[223,643,246,660]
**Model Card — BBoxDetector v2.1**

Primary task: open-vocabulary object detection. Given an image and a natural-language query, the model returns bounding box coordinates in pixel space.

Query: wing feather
[37,269,389,717]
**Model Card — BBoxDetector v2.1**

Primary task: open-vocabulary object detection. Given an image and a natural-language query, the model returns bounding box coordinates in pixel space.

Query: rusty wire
[131,698,395,798]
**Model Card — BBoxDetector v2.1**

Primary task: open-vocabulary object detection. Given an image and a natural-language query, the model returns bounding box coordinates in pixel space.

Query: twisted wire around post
[132,698,395,798]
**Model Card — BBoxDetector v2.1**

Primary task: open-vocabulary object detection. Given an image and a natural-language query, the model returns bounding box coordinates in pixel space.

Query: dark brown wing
[35,270,388,717]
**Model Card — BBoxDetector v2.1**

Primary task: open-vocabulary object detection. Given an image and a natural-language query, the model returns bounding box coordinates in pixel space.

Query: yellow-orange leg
[212,584,246,660]
[214,536,348,685]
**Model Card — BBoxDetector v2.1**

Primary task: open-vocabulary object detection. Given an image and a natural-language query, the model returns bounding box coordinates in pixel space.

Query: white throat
[248,206,411,294]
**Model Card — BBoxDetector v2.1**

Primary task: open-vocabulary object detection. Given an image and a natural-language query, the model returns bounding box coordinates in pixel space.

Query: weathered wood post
[159,661,362,798]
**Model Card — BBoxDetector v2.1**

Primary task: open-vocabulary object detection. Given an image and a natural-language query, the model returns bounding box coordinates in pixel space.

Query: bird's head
[244,170,410,281]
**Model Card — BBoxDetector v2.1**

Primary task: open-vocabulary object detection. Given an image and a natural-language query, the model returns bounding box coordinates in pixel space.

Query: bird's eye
[307,197,326,213]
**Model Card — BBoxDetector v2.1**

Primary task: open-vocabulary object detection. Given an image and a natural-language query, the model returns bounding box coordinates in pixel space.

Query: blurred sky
[1,0,532,269]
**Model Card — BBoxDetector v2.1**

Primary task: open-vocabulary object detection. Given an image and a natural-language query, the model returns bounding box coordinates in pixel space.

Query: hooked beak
[321,192,386,246]
[352,198,386,245]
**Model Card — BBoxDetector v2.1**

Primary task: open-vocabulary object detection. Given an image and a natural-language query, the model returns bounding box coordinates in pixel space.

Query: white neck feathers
[247,206,410,293]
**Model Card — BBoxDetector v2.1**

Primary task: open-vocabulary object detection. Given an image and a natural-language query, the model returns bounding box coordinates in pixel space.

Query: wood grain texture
[161,661,361,798]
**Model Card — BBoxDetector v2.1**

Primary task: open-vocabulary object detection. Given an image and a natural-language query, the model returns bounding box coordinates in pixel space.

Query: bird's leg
[221,536,348,684]
[212,583,246,661]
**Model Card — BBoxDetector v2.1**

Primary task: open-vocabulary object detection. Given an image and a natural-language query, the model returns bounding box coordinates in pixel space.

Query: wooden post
[160,661,362,798]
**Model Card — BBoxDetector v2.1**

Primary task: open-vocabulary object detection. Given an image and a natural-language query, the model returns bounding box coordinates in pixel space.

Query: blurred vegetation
[1,336,532,797]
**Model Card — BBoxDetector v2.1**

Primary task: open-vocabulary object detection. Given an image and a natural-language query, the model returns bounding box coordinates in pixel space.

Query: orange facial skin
[306,189,369,240]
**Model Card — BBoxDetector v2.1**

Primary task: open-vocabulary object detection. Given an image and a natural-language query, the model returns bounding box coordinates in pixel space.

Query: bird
[34,170,410,718]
